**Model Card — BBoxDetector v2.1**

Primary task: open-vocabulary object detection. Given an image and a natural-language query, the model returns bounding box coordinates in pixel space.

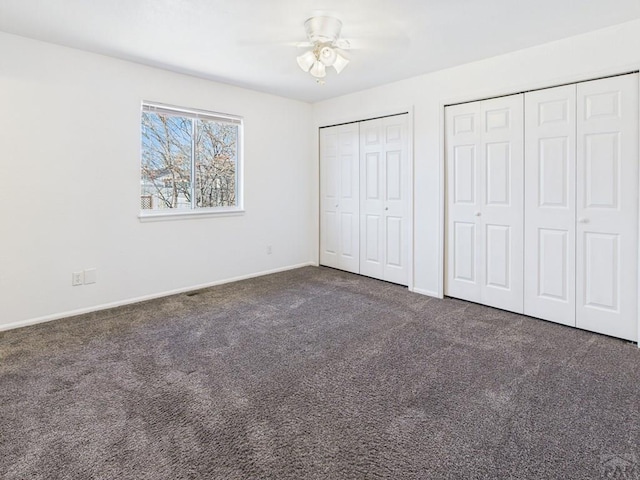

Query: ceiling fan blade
[236,39,302,48]
[344,35,410,51]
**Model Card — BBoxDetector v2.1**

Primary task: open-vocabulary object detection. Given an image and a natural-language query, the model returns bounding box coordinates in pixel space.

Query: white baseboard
[412,287,443,299]
[0,262,316,333]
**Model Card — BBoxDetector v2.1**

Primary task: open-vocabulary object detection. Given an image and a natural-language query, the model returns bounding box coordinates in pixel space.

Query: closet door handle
[578,217,589,224]
[474,212,481,217]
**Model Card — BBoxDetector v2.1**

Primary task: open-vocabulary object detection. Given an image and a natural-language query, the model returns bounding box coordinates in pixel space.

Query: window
[140,102,243,217]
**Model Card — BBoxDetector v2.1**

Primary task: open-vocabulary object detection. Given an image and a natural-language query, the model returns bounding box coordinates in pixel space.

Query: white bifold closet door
[524,73,638,341]
[319,123,360,274]
[320,115,410,286]
[359,115,410,286]
[445,94,524,313]
[576,75,638,340]
[524,84,577,326]
[447,73,638,340]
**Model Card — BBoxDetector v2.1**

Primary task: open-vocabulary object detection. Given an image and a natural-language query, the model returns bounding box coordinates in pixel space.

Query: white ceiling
[1,0,639,103]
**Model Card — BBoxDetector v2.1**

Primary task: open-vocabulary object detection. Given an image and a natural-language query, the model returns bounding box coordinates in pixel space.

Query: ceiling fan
[295,16,351,84]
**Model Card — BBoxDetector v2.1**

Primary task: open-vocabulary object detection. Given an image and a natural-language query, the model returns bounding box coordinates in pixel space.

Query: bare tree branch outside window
[140,106,240,211]
[195,120,237,208]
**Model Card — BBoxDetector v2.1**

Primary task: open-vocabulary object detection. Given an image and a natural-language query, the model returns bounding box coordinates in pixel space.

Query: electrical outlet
[267,245,272,255]
[72,271,84,286]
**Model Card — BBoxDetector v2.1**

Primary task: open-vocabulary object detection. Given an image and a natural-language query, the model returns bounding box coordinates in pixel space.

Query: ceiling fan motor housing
[304,16,342,44]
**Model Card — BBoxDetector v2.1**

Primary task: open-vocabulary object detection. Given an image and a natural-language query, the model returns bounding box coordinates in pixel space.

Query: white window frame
[138,101,244,221]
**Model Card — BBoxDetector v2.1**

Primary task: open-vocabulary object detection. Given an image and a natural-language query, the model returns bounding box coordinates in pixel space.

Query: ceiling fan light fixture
[296,50,317,72]
[297,16,350,82]
[309,60,326,78]
[319,46,338,66]
[332,50,350,74]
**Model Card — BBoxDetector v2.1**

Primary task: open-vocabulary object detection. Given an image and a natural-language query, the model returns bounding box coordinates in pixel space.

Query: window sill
[138,208,245,222]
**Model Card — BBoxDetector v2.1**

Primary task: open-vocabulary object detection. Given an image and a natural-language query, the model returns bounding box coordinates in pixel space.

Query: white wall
[312,19,640,297]
[0,32,314,330]
[3,19,639,330]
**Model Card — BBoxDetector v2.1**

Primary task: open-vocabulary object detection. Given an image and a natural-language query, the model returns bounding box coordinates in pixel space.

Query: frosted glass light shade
[332,50,350,74]
[296,50,316,72]
[309,60,326,78]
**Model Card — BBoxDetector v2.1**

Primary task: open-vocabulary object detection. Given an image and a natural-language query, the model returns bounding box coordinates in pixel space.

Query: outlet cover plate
[72,272,84,286]
[84,268,97,284]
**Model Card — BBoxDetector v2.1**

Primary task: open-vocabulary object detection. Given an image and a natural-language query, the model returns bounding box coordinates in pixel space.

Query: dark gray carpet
[1,266,639,479]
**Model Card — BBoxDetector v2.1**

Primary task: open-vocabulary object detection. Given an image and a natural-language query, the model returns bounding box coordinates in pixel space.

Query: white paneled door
[446,94,524,313]
[359,115,410,285]
[320,114,411,286]
[524,84,577,326]
[320,124,360,273]
[445,101,482,303]
[523,74,639,341]
[575,74,638,340]
[451,73,639,341]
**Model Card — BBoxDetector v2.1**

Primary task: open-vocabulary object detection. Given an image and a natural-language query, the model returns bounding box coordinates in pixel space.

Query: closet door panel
[576,74,639,341]
[446,102,482,303]
[340,212,356,259]
[338,126,360,273]
[320,127,340,268]
[524,85,576,326]
[363,214,383,266]
[360,115,410,285]
[446,95,523,313]
[320,124,360,273]
[485,224,511,288]
[480,94,524,313]
[453,221,477,283]
[360,121,385,280]
[382,115,410,285]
